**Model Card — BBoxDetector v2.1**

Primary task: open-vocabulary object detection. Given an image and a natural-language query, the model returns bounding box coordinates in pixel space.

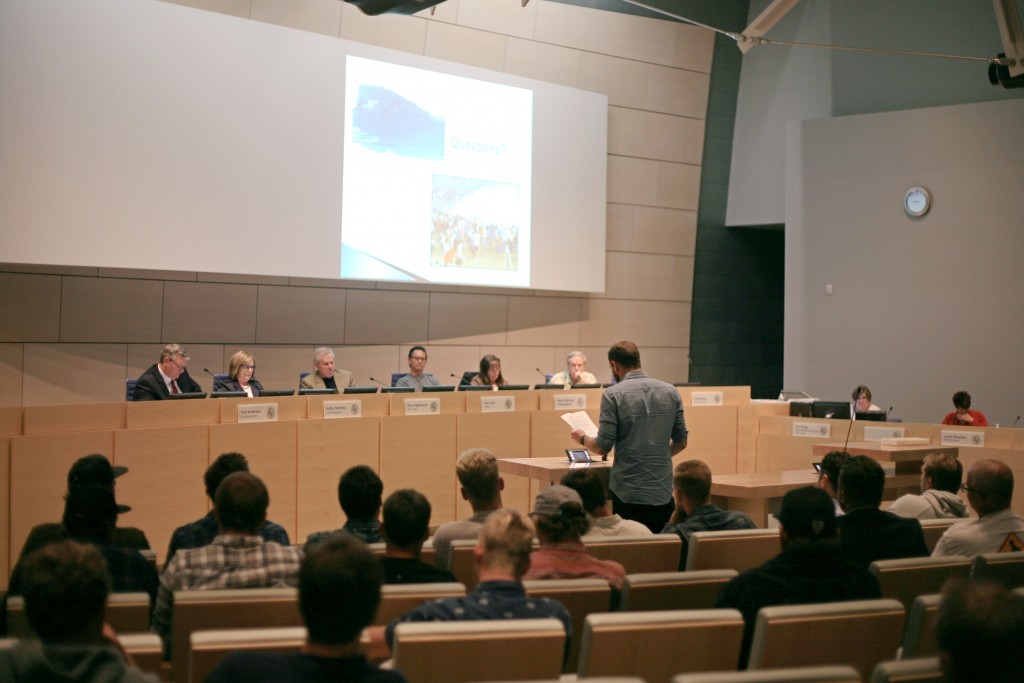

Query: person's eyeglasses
[171,358,188,370]
[812,462,822,474]
[241,364,255,371]
[410,356,427,362]
[960,483,986,499]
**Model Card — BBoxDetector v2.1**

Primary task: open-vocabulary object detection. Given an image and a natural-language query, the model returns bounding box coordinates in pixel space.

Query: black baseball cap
[67,454,131,513]
[778,486,837,540]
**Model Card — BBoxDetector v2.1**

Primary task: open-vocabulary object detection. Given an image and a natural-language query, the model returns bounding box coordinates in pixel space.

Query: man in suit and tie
[132,343,202,400]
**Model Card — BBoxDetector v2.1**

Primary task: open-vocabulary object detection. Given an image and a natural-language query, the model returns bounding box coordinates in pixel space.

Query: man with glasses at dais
[133,343,202,400]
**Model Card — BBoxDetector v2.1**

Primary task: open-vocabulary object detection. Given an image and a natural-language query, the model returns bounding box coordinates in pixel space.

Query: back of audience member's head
[478,508,535,579]
[838,455,885,511]
[777,486,837,547]
[952,390,972,410]
[62,484,118,544]
[381,489,431,549]
[673,460,713,506]
[531,485,589,543]
[455,448,500,504]
[337,465,383,520]
[922,452,963,494]
[299,535,382,647]
[21,540,110,643]
[214,471,269,535]
[966,459,1014,514]
[817,450,851,497]
[936,578,1024,683]
[560,468,607,514]
[204,452,249,500]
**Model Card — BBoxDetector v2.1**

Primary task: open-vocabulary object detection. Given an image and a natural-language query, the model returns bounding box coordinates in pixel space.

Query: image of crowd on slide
[430,174,520,272]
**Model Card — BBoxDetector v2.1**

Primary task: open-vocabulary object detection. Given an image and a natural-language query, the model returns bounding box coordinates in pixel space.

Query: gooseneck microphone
[1013,415,1021,428]
[368,377,387,387]
[536,367,547,379]
[886,406,894,420]
[202,368,216,377]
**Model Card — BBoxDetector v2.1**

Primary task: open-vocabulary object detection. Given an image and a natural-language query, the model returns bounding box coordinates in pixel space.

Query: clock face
[904,186,930,217]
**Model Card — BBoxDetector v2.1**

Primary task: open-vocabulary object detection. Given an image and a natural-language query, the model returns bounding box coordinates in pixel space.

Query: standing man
[570,341,687,533]
[932,459,1024,558]
[133,343,202,400]
[395,346,440,391]
[300,347,355,392]
[549,351,597,386]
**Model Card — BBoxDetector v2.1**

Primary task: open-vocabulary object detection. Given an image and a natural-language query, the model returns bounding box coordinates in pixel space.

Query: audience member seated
[132,343,202,400]
[851,384,881,415]
[470,353,506,388]
[152,472,303,656]
[714,486,882,669]
[560,468,651,538]
[394,346,440,392]
[18,454,150,561]
[213,350,264,397]
[431,448,504,568]
[379,489,455,584]
[206,535,407,683]
[166,452,290,563]
[523,485,626,591]
[941,390,988,426]
[9,485,158,606]
[376,509,571,657]
[299,347,354,392]
[933,459,1024,558]
[549,350,598,387]
[888,453,969,520]
[306,465,383,546]
[816,450,851,517]
[660,460,756,569]
[0,540,161,682]
[837,455,929,568]
[935,578,1024,683]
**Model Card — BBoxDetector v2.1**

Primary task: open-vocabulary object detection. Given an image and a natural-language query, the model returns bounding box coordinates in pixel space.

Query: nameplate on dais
[554,395,586,410]
[405,398,441,415]
[792,422,830,438]
[863,426,905,440]
[941,430,985,448]
[238,403,278,423]
[691,391,724,406]
[481,396,515,413]
[324,400,361,419]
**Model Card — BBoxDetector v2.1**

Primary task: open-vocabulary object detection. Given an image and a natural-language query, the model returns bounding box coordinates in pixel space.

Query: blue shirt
[596,370,687,505]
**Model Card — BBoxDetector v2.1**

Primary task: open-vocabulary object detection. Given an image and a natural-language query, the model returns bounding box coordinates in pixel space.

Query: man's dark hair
[673,460,712,505]
[936,578,1024,683]
[214,471,269,534]
[21,540,110,642]
[299,535,382,646]
[62,484,118,544]
[382,489,431,549]
[923,453,963,494]
[819,450,851,493]
[408,345,427,359]
[838,455,885,510]
[952,390,972,410]
[560,469,607,514]
[205,452,249,500]
[338,465,383,519]
[607,340,640,369]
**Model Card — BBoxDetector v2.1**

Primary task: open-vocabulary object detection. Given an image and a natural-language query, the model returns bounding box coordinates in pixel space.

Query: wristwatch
[579,435,585,445]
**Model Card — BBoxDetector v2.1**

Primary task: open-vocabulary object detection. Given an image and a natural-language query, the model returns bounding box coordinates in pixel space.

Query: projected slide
[340,56,532,287]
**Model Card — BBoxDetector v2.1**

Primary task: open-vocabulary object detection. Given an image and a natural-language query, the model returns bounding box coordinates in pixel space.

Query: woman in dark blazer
[214,350,264,397]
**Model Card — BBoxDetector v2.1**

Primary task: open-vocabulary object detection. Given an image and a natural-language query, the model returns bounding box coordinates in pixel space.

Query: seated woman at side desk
[471,353,507,389]
[942,390,988,426]
[213,350,264,397]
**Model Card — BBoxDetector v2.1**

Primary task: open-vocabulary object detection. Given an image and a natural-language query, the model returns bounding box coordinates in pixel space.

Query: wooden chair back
[868,555,971,610]
[523,577,612,672]
[901,593,942,659]
[374,582,465,625]
[6,592,151,638]
[971,551,1024,588]
[917,518,968,553]
[189,626,306,683]
[869,656,943,683]
[672,664,861,682]
[619,570,738,612]
[582,535,683,574]
[684,529,780,572]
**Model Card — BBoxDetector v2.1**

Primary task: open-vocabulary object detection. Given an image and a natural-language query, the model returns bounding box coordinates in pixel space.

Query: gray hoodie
[0,641,160,683]
[887,489,969,520]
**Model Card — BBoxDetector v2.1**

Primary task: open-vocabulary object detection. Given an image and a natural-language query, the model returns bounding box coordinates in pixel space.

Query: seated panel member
[133,343,202,400]
[394,346,440,392]
[941,390,989,426]
[549,350,598,387]
[213,350,264,397]
[851,384,881,417]
[470,353,506,388]
[300,347,355,391]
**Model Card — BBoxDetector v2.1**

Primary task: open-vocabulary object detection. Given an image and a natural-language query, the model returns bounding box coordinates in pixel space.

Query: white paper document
[561,410,598,436]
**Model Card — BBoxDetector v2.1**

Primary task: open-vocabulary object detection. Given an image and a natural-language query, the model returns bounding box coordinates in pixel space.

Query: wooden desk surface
[498,456,613,485]
[811,441,958,463]
[710,470,818,500]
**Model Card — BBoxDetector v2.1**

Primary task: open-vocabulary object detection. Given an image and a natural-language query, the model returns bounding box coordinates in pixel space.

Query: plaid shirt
[165,511,290,563]
[151,535,303,653]
[305,518,381,547]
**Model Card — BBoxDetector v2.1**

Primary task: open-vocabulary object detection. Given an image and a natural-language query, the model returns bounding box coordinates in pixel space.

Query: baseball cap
[778,486,837,540]
[532,485,585,517]
[67,454,131,513]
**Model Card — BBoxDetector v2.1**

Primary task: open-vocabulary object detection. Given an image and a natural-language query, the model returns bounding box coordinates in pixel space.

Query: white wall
[785,98,1024,425]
